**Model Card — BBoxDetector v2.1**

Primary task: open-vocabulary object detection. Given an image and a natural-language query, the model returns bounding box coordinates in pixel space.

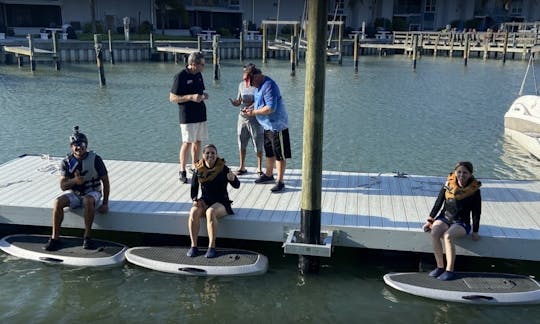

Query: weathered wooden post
[108,29,115,64]
[52,31,60,70]
[94,34,106,86]
[197,35,203,52]
[290,35,297,76]
[239,28,245,61]
[149,32,156,61]
[299,0,327,275]
[449,31,455,57]
[262,23,267,63]
[463,32,470,66]
[412,34,418,70]
[502,31,509,63]
[212,34,220,80]
[353,33,359,72]
[337,21,343,65]
[483,31,489,60]
[434,32,440,57]
[27,34,35,71]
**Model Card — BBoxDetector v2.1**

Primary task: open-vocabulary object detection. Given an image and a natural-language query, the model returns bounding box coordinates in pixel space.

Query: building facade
[1,0,539,36]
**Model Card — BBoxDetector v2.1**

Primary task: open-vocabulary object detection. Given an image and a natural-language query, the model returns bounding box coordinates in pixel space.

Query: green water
[1,56,540,322]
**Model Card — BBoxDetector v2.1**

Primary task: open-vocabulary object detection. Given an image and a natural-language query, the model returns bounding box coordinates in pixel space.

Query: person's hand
[472,232,480,241]
[243,107,254,117]
[192,199,201,208]
[72,170,85,185]
[227,170,236,182]
[98,203,109,214]
[422,222,432,232]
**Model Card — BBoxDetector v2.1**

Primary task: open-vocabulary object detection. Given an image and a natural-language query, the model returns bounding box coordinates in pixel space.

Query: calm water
[1,56,540,322]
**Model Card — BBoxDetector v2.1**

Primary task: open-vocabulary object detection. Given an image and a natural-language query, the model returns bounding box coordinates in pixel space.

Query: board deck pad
[384,272,540,305]
[125,246,268,276]
[0,234,127,267]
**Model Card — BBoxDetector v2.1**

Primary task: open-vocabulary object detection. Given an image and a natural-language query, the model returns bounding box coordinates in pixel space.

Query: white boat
[504,56,540,159]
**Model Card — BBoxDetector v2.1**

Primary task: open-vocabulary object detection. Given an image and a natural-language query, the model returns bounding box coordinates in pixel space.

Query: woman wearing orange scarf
[187,144,240,258]
[423,161,482,280]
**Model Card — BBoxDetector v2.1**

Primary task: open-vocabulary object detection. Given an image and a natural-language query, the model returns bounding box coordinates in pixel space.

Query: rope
[275,0,280,41]
[36,154,62,174]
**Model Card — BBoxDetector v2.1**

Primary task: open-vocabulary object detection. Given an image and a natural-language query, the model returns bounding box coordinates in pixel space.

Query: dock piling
[213,34,220,80]
[52,31,60,70]
[299,0,328,275]
[108,29,115,64]
[353,33,359,72]
[94,34,106,86]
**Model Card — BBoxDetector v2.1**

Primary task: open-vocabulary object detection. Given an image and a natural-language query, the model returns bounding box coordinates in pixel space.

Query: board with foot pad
[0,234,127,267]
[125,246,268,276]
[383,272,540,305]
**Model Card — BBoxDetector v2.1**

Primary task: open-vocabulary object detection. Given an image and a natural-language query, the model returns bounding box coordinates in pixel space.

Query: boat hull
[504,95,540,159]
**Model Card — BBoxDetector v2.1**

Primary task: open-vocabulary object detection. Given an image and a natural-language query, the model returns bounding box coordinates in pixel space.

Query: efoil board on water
[0,234,127,267]
[125,246,268,276]
[384,272,540,305]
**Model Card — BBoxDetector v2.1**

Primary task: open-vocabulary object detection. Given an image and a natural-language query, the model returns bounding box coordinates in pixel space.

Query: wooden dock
[359,30,540,60]
[1,154,539,261]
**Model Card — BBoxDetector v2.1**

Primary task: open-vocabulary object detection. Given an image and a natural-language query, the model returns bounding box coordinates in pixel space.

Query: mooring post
[412,34,418,70]
[483,31,489,60]
[108,29,115,64]
[213,34,220,80]
[262,24,267,63]
[94,34,106,86]
[353,33,359,73]
[290,35,297,76]
[464,32,470,66]
[299,0,327,275]
[197,35,202,52]
[239,28,245,61]
[27,34,35,71]
[149,32,156,61]
[52,31,60,70]
[502,31,509,64]
[337,21,343,65]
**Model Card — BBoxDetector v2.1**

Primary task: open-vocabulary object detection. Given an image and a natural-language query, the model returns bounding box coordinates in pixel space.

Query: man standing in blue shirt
[243,65,291,193]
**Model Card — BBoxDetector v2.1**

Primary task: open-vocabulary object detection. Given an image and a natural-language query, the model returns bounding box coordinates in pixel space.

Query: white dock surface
[1,155,539,261]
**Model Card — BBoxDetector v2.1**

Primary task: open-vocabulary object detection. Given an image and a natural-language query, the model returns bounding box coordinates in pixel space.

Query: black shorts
[263,128,291,161]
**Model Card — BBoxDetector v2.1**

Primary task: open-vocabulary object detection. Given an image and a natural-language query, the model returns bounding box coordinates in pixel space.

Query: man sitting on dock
[44,126,110,251]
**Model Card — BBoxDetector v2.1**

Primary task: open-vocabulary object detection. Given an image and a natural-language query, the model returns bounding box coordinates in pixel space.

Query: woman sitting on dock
[187,144,240,258]
[423,161,482,281]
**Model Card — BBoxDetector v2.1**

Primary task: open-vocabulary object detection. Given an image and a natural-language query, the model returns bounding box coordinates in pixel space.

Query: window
[425,0,436,13]
[510,0,523,15]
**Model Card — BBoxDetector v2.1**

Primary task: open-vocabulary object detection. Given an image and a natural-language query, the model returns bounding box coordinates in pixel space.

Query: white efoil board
[125,246,268,276]
[384,272,540,305]
[0,234,127,267]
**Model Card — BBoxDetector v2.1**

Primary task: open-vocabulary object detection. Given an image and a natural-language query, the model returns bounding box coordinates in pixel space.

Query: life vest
[72,151,102,195]
[195,158,225,183]
[444,173,481,201]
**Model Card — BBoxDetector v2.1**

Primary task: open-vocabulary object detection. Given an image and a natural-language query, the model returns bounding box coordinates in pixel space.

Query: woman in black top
[422,161,481,280]
[187,144,240,258]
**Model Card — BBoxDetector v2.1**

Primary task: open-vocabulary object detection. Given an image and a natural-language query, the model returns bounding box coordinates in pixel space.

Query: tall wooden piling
[502,31,509,64]
[290,35,297,76]
[27,34,35,71]
[463,32,470,66]
[262,26,267,63]
[94,34,106,86]
[108,29,115,64]
[213,34,220,80]
[52,31,60,70]
[353,33,359,72]
[197,36,203,52]
[239,30,245,61]
[412,34,418,70]
[299,0,327,275]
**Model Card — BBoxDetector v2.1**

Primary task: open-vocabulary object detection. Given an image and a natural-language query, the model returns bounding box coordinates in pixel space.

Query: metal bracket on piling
[282,229,335,257]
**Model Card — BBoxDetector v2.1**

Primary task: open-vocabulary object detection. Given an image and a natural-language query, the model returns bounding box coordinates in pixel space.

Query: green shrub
[139,21,153,34]
[83,21,104,34]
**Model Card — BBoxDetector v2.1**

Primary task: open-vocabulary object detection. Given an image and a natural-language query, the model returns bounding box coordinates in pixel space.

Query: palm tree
[155,0,186,35]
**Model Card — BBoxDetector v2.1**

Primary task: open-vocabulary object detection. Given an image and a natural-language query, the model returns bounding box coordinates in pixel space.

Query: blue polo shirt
[254,76,288,132]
